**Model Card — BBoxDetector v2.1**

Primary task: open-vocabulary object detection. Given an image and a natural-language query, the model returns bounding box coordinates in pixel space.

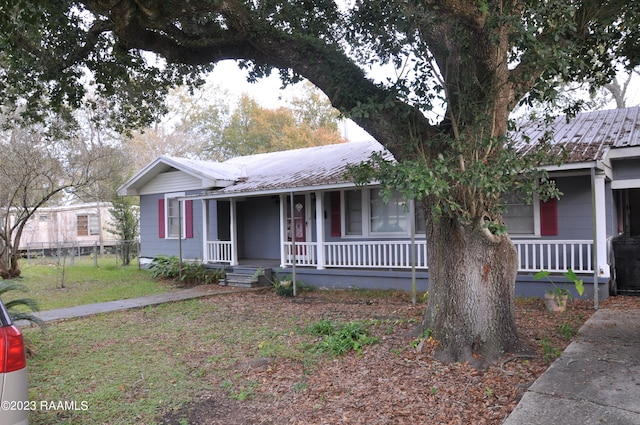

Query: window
[158,195,193,239]
[345,190,362,235]
[339,188,416,237]
[77,215,100,236]
[167,198,182,238]
[370,189,408,234]
[415,203,426,234]
[502,192,546,236]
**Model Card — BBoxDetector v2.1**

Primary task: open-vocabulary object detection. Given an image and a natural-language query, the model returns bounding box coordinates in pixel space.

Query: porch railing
[206,241,233,263]
[283,242,318,266]
[323,240,428,269]
[283,240,428,268]
[208,238,595,274]
[512,239,593,273]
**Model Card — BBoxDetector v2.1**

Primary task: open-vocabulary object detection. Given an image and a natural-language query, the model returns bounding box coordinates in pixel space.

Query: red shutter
[540,198,558,236]
[158,198,165,238]
[330,191,341,237]
[185,200,193,239]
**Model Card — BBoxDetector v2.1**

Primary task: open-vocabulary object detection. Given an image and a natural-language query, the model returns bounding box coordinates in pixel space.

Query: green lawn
[9,256,179,311]
[22,296,326,424]
[9,258,411,424]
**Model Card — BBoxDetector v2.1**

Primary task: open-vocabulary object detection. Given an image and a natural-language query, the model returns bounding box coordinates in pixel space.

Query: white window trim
[340,188,418,238]
[505,192,541,238]
[164,192,187,239]
[338,187,542,239]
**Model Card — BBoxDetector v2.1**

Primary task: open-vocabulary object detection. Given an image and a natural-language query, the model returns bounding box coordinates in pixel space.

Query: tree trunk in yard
[0,252,21,279]
[422,216,527,365]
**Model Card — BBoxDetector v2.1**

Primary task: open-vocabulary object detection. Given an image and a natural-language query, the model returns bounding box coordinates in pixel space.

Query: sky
[205,60,640,144]
[205,60,374,142]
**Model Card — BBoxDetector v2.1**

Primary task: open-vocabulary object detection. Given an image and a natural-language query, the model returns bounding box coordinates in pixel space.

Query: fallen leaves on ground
[159,288,640,425]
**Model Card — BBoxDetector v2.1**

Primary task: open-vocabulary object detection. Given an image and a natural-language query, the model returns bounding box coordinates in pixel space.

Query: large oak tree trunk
[421,215,527,365]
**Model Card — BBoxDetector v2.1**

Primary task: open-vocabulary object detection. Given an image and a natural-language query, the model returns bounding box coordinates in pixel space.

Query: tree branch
[95,0,438,159]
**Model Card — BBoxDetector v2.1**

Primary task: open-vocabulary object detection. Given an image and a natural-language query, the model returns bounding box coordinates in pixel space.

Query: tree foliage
[107,196,139,266]
[125,81,345,163]
[217,90,345,158]
[1,0,638,363]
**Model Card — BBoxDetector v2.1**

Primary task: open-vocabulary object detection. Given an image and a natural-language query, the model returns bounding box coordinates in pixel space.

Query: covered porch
[207,237,598,274]
[199,190,606,276]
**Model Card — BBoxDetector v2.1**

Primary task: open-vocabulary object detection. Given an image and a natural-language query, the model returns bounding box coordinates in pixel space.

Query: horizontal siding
[139,194,204,259]
[239,197,281,259]
[554,176,594,240]
[139,171,205,195]
[612,159,640,181]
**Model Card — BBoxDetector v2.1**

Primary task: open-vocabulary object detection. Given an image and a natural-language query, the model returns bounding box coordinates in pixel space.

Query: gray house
[118,106,640,299]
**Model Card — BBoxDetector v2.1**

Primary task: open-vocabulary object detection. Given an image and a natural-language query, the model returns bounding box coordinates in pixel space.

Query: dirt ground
[158,288,640,425]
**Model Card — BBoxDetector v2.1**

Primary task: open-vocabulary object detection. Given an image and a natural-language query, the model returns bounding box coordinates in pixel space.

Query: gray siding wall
[553,175,617,240]
[321,177,612,243]
[282,268,608,300]
[139,193,205,260]
[139,170,204,195]
[612,159,640,181]
[553,175,595,240]
[239,197,280,259]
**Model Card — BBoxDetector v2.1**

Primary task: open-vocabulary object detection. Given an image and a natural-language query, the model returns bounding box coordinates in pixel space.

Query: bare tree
[604,68,640,108]
[0,120,118,278]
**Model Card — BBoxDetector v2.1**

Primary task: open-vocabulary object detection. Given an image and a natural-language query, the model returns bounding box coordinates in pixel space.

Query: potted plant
[534,269,585,312]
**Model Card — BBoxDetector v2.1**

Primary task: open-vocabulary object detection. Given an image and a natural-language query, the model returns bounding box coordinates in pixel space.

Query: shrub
[0,282,43,328]
[149,256,225,285]
[149,256,181,280]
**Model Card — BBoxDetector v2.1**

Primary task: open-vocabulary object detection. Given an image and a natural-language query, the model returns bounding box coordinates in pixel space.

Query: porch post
[202,200,208,263]
[230,199,238,266]
[315,191,325,270]
[279,194,286,268]
[592,171,609,279]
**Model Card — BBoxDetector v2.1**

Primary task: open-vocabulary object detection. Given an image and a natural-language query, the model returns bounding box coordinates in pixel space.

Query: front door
[613,189,640,295]
[287,195,307,260]
[287,195,306,243]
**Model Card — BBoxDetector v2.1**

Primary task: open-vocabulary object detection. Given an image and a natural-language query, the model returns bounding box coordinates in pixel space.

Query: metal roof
[514,106,640,163]
[163,156,245,181]
[117,155,245,195]
[216,140,387,195]
[120,106,640,198]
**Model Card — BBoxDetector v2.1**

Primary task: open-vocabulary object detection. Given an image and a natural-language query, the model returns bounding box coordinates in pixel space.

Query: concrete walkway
[503,308,640,425]
[20,285,266,325]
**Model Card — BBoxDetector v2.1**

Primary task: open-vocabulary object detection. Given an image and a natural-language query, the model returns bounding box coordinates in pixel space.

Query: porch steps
[224,267,272,288]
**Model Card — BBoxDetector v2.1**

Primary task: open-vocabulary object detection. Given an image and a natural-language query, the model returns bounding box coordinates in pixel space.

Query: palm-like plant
[0,281,43,328]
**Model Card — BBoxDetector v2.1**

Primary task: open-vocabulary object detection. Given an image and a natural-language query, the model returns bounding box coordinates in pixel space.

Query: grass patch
[23,296,328,424]
[8,257,178,311]
[25,303,210,424]
[305,319,379,356]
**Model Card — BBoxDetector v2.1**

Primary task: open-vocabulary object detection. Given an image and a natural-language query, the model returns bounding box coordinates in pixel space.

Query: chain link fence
[21,239,140,267]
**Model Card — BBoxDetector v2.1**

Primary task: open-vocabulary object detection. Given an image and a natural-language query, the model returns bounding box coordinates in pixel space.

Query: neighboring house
[118,106,640,299]
[17,202,116,254]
